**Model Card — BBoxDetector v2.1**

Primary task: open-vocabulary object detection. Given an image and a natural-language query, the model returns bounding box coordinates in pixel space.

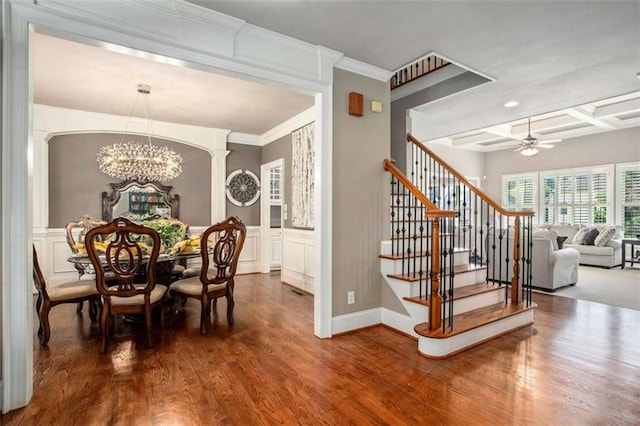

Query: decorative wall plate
[226,169,261,206]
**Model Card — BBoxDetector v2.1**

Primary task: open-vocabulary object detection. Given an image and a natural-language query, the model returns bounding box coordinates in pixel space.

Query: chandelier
[97,84,182,182]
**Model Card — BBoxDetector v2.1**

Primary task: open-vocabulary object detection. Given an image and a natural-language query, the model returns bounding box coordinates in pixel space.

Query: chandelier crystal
[97,84,182,182]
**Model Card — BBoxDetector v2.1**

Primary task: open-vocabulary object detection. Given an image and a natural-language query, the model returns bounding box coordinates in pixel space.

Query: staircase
[380,133,536,358]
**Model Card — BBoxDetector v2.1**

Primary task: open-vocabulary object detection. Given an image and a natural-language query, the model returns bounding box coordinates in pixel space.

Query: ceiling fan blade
[514,146,525,152]
[539,139,562,144]
[538,144,554,149]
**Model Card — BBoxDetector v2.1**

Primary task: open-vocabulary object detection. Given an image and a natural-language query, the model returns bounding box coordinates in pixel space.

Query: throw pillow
[571,227,590,245]
[557,236,568,249]
[594,225,617,247]
[583,228,600,245]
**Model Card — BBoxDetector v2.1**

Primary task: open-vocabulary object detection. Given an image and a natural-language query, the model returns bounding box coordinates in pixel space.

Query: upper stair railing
[383,159,457,332]
[390,55,450,90]
[406,133,535,306]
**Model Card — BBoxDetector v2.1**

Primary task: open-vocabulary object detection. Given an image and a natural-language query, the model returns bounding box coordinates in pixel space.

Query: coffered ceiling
[424,91,640,152]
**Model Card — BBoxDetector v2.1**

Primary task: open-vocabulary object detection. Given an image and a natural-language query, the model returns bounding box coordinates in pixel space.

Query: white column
[211,148,231,223]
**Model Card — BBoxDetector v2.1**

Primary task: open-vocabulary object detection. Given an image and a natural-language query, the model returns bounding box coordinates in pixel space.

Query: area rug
[547,264,640,311]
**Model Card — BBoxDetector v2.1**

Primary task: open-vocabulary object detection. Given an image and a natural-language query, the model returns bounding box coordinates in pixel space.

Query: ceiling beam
[593,98,640,119]
[563,106,616,130]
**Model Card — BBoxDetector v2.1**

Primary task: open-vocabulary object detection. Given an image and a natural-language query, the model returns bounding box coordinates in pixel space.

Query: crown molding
[335,56,393,82]
[227,132,262,146]
[261,107,316,145]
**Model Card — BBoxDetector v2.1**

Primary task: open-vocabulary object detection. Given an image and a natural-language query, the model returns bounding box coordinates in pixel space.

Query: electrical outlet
[347,291,355,305]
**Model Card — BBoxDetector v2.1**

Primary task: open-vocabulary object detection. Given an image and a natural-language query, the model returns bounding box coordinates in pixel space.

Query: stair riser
[382,272,484,297]
[416,310,534,358]
[445,288,506,317]
[381,252,470,272]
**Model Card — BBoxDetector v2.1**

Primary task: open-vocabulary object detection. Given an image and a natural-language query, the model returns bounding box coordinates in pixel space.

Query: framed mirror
[102,180,180,221]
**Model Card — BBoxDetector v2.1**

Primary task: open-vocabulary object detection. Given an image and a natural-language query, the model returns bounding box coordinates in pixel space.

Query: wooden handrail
[407,133,534,218]
[383,159,457,219]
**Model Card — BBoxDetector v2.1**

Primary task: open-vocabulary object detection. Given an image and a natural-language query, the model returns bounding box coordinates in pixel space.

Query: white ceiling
[31,32,315,135]
[33,1,640,148]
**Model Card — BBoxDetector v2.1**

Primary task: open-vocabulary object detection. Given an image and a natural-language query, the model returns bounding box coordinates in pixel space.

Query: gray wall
[226,142,261,226]
[391,71,491,172]
[484,126,640,202]
[425,143,487,185]
[262,133,295,229]
[48,133,211,227]
[332,68,391,316]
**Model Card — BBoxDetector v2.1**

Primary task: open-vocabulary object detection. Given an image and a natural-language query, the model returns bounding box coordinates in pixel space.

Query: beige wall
[226,142,262,226]
[332,68,390,315]
[48,133,212,227]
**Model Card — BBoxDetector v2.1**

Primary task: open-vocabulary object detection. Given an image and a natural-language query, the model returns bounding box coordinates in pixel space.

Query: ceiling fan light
[520,146,539,157]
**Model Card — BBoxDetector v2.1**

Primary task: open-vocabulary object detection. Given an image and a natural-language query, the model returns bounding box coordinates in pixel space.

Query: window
[269,166,282,203]
[617,162,640,238]
[540,165,613,225]
[502,173,537,213]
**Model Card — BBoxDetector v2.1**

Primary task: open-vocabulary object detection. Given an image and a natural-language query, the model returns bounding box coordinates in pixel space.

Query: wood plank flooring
[2,272,639,425]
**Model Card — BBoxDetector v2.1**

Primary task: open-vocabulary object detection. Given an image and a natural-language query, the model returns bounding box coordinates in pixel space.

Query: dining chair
[32,245,101,346]
[85,217,168,353]
[169,216,246,334]
[65,215,116,313]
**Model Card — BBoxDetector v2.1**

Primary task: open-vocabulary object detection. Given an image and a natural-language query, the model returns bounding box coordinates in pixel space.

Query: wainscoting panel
[37,225,262,286]
[281,228,315,294]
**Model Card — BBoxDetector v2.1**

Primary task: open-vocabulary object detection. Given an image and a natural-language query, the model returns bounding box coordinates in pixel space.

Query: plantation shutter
[618,162,640,237]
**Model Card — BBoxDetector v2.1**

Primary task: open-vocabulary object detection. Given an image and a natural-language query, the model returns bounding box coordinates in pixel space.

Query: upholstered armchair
[529,230,580,291]
[486,229,580,292]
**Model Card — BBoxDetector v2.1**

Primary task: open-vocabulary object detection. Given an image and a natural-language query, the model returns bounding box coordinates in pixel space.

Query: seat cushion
[110,285,168,306]
[48,280,99,302]
[565,243,614,256]
[170,276,227,297]
[172,264,185,275]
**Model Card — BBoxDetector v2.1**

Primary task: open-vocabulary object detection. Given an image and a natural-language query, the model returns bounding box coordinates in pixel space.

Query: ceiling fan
[514,117,561,156]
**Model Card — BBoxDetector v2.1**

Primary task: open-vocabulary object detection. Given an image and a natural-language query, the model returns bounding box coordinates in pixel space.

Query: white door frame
[2,0,337,412]
[260,158,285,273]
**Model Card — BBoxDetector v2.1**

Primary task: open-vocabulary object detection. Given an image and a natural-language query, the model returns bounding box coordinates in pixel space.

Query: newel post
[429,218,442,330]
[511,216,522,305]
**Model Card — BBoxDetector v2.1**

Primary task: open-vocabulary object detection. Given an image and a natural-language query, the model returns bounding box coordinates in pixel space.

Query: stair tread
[386,263,486,282]
[414,301,537,339]
[403,282,503,306]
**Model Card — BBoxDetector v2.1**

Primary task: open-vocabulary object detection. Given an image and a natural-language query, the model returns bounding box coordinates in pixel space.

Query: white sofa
[547,224,622,268]
[485,228,580,292]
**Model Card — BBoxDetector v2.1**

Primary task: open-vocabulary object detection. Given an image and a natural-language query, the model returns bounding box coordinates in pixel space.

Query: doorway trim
[2,0,339,412]
[260,158,285,273]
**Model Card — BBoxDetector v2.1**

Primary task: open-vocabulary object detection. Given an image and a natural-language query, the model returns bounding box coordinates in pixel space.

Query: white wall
[483,127,640,201]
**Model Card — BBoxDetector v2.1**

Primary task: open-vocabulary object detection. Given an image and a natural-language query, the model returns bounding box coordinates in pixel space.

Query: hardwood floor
[3,272,639,425]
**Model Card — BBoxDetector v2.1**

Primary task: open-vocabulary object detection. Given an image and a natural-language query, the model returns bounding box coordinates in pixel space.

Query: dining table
[67,250,204,286]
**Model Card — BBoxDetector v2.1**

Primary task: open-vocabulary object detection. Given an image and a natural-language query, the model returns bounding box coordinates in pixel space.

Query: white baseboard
[331,308,381,335]
[381,307,419,338]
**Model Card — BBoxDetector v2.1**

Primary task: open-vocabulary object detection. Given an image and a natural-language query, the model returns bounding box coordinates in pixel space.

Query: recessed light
[636,72,640,79]
[504,100,519,108]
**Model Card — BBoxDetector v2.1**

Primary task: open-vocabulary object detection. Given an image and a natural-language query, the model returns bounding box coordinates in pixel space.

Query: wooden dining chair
[65,215,117,313]
[32,245,101,346]
[85,217,168,353]
[169,216,246,334]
